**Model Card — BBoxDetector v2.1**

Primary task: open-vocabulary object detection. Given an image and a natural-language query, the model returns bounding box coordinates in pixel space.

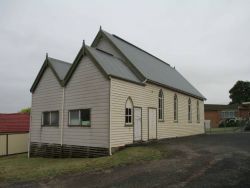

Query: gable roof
[30,56,71,92]
[92,29,205,100]
[86,47,141,84]
[0,113,30,133]
[48,57,71,80]
[204,104,238,111]
[31,29,205,100]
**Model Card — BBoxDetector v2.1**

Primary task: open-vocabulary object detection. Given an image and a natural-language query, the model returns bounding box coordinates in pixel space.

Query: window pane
[70,110,79,125]
[51,111,59,125]
[125,116,128,123]
[128,108,131,115]
[126,108,129,115]
[81,109,90,126]
[43,112,50,125]
[128,116,131,123]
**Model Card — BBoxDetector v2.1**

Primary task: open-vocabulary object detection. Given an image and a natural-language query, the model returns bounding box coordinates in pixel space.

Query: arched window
[158,89,164,120]
[188,98,192,122]
[125,97,133,125]
[197,100,200,122]
[174,94,178,121]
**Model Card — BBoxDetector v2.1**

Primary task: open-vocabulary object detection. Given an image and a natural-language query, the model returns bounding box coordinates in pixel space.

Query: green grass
[206,127,241,134]
[0,145,166,183]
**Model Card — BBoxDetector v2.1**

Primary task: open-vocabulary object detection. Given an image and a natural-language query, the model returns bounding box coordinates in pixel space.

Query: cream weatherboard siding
[31,67,62,144]
[110,78,204,148]
[63,56,110,148]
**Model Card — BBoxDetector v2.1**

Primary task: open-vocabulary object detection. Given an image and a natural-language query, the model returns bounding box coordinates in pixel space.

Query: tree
[229,81,250,104]
[20,107,31,114]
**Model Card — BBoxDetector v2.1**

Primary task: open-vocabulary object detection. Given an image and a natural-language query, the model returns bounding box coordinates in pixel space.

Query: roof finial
[46,52,48,59]
[99,25,102,30]
[82,40,85,48]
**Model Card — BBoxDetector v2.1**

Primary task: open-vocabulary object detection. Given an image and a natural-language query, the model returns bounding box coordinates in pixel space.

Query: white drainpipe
[60,87,65,146]
[109,76,112,155]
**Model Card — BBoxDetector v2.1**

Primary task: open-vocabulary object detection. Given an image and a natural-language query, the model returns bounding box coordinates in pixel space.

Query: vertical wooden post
[6,134,8,156]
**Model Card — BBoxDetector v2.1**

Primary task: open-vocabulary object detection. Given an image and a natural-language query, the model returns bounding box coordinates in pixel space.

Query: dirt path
[7,133,250,188]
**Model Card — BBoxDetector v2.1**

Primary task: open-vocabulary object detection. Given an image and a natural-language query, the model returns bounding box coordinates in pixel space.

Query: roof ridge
[112,34,170,67]
[48,57,72,65]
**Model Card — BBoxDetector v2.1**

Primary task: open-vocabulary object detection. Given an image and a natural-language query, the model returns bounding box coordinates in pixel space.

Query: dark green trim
[147,79,206,101]
[63,46,84,86]
[109,74,145,86]
[68,108,92,127]
[125,96,134,126]
[30,58,64,93]
[85,47,110,80]
[91,29,146,82]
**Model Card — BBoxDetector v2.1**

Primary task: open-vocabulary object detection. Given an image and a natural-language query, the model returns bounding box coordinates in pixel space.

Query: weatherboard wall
[31,67,62,144]
[63,56,110,148]
[110,78,204,148]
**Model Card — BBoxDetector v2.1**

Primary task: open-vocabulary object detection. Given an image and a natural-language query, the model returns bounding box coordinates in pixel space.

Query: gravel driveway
[10,133,250,188]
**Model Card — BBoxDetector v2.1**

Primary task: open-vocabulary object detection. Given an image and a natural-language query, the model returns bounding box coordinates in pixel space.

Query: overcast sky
[0,0,249,113]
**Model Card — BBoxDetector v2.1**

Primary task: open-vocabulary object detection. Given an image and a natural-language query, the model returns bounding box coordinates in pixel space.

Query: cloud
[0,0,250,112]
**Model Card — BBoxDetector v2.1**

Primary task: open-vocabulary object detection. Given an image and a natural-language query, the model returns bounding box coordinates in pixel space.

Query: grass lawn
[0,144,166,183]
[206,127,241,134]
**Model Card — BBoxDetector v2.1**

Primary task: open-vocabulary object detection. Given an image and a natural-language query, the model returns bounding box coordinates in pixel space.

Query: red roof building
[0,113,30,133]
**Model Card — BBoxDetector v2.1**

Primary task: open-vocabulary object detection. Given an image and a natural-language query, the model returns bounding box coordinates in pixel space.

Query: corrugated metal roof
[204,104,238,111]
[101,30,205,99]
[48,57,71,80]
[86,47,141,83]
[0,113,30,133]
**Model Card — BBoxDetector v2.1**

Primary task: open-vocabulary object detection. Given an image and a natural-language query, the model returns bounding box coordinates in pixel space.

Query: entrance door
[148,108,157,139]
[134,107,142,141]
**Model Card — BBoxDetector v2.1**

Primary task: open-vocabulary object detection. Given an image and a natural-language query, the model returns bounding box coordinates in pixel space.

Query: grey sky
[0,0,249,113]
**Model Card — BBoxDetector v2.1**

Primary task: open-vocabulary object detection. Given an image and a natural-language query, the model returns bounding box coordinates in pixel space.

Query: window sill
[173,120,178,123]
[188,121,192,123]
[125,124,133,127]
[158,119,164,122]
[68,125,91,127]
[41,125,59,127]
[197,121,200,123]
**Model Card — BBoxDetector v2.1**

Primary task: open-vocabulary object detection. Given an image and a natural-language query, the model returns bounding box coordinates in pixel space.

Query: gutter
[60,87,65,146]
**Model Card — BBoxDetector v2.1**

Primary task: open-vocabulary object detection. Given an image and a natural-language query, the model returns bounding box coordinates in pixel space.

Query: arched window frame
[158,89,164,121]
[188,98,192,123]
[197,100,200,123]
[174,94,178,122]
[125,97,133,126]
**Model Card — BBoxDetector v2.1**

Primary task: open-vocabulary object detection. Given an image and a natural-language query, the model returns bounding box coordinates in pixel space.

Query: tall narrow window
[188,98,192,122]
[158,89,164,121]
[125,97,133,125]
[174,94,178,121]
[197,101,200,122]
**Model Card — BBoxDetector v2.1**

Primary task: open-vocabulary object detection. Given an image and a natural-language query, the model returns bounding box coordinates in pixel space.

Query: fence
[0,132,28,156]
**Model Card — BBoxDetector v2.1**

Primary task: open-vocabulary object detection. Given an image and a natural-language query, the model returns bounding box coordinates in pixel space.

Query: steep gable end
[30,56,71,93]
